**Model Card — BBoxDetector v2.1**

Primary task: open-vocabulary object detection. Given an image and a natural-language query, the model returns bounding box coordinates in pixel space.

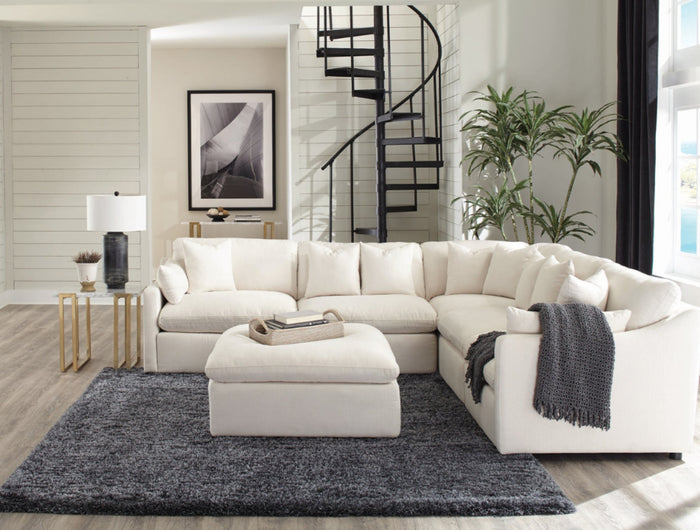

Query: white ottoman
[205,323,401,437]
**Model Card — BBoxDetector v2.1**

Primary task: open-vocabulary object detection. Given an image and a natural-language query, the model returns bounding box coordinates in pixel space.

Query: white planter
[76,262,99,283]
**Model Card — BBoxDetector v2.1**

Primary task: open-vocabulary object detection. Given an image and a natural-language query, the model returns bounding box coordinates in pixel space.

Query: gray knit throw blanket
[529,303,615,430]
[465,331,505,405]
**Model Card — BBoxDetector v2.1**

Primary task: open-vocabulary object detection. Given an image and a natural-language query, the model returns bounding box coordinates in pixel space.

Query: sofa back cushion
[305,242,361,297]
[172,238,298,298]
[297,241,425,299]
[603,263,681,330]
[421,240,507,300]
[360,242,418,295]
[444,242,493,295]
[535,243,681,329]
[181,239,236,293]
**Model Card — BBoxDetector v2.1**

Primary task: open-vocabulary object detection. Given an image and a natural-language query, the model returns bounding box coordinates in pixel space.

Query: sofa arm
[492,307,700,454]
[143,283,163,372]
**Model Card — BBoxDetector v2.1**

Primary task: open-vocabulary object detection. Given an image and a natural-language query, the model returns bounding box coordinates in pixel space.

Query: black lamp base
[103,232,128,290]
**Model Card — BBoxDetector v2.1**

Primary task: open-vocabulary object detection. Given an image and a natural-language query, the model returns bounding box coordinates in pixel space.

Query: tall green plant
[456,86,625,244]
[459,86,526,240]
[547,102,626,242]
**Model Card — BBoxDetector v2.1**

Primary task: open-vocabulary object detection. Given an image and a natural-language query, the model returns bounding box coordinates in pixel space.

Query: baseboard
[0,289,13,309]
[0,289,114,307]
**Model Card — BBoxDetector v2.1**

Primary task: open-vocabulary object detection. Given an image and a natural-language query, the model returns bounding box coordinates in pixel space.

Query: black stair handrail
[319,5,442,171]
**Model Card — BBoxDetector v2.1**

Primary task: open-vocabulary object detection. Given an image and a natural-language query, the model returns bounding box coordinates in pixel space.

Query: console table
[183,221,277,239]
[56,283,146,372]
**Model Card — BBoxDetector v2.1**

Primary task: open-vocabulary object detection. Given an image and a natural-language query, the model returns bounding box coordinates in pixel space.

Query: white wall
[0,30,5,293]
[454,0,617,258]
[436,4,462,241]
[289,5,440,242]
[150,47,287,270]
[3,26,150,293]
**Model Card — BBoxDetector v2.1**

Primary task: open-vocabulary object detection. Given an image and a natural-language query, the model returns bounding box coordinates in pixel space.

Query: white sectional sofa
[143,237,700,455]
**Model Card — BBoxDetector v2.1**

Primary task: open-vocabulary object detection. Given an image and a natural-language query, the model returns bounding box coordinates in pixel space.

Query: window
[655,0,700,279]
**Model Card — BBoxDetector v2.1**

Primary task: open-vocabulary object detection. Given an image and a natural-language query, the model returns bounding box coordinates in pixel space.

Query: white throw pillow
[156,261,189,304]
[305,242,360,298]
[557,269,609,310]
[514,251,546,308]
[360,243,416,295]
[445,243,493,295]
[182,239,236,293]
[482,245,535,298]
[529,256,575,306]
[506,306,631,334]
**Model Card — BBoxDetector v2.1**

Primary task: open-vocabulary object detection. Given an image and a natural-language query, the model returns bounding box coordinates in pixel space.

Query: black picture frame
[187,90,276,211]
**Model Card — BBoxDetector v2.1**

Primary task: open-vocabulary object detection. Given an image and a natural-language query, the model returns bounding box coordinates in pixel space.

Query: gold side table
[56,283,145,372]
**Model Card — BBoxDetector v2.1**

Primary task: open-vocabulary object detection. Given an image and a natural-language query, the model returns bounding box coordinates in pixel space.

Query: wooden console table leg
[189,221,202,238]
[264,221,275,239]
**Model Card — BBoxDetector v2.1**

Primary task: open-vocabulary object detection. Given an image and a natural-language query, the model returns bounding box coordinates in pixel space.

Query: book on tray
[234,214,262,223]
[265,318,329,330]
[274,310,324,325]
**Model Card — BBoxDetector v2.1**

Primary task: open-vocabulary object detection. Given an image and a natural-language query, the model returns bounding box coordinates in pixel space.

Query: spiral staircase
[315,5,443,242]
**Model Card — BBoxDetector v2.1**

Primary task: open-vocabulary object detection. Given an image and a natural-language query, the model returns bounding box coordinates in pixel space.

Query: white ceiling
[0,1,446,48]
[0,0,306,47]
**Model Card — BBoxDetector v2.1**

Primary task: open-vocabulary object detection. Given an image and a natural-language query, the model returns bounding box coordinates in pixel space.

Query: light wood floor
[0,304,698,529]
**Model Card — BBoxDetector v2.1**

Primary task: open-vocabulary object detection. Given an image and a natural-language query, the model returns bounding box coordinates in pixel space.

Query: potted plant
[454,86,625,243]
[73,251,102,292]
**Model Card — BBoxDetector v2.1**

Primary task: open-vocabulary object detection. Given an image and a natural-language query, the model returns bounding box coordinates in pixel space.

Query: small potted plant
[73,250,102,292]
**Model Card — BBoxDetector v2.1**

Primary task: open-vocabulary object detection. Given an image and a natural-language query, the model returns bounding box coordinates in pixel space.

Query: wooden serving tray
[249,309,344,346]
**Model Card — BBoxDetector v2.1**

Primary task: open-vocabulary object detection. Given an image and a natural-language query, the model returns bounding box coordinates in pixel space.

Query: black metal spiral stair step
[354,227,378,236]
[376,112,422,123]
[386,205,418,213]
[385,160,444,168]
[316,47,379,57]
[352,89,385,100]
[318,27,376,39]
[325,67,380,78]
[382,136,440,146]
[386,182,440,191]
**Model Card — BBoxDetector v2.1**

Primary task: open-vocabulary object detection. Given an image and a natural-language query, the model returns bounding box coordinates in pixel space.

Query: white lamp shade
[86,194,146,232]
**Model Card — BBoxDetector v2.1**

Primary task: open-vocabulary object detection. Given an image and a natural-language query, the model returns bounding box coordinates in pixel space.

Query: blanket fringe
[533,400,611,431]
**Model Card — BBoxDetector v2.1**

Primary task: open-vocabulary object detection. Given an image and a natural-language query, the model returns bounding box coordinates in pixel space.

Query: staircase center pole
[373,5,387,243]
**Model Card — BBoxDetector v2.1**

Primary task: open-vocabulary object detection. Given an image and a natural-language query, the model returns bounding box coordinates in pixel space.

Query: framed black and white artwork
[188,90,276,210]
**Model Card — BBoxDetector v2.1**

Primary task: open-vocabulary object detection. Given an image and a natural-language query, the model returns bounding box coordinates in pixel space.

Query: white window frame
[655,0,700,280]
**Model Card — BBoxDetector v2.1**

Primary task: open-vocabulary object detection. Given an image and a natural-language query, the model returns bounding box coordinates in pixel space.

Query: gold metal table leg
[189,221,202,238]
[113,294,121,368]
[136,294,142,366]
[58,293,91,372]
[113,293,140,369]
[264,221,275,239]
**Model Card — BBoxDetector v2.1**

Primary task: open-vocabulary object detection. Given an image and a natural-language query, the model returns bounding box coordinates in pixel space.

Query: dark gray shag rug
[0,369,575,517]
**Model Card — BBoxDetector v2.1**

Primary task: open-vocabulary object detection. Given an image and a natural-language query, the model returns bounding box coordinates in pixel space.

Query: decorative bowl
[207,213,229,222]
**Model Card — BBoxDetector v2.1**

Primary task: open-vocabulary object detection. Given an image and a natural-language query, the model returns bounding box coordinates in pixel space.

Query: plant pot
[76,262,99,292]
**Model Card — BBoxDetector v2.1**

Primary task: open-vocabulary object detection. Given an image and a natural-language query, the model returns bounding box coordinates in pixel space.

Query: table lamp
[86,192,146,290]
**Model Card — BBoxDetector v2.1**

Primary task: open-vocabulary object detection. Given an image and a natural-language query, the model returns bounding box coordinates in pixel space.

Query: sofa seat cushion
[431,294,511,355]
[206,323,399,384]
[298,295,437,333]
[158,290,297,333]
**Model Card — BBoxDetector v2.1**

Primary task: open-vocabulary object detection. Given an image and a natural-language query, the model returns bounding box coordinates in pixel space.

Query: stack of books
[234,214,262,223]
[265,310,328,329]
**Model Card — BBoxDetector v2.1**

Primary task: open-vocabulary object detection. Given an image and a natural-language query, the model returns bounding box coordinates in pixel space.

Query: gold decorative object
[80,281,96,293]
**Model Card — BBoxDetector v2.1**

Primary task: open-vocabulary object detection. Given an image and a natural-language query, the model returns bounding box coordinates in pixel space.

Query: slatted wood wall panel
[291,6,438,242]
[436,5,464,241]
[9,27,146,290]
